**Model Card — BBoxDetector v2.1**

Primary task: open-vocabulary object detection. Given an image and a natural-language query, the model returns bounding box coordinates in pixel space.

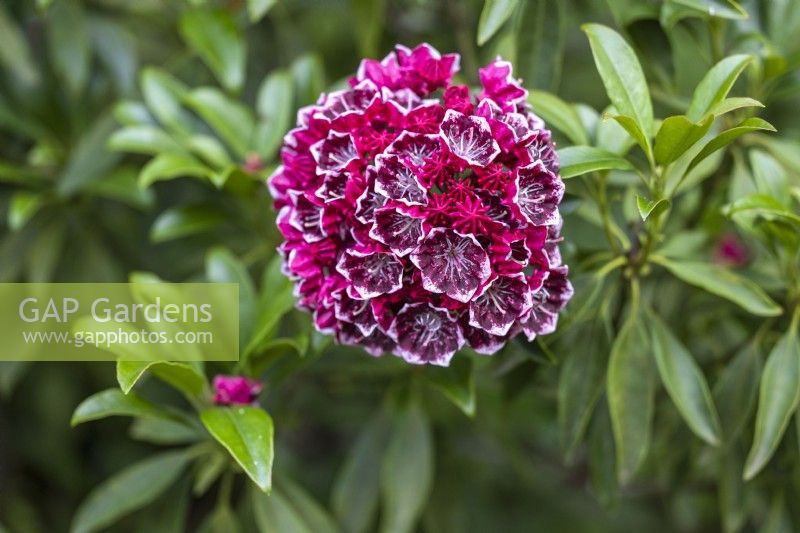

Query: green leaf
[179,9,245,92]
[333,414,389,533]
[187,135,232,169]
[90,17,138,95]
[46,1,90,96]
[528,91,587,145]
[71,450,192,533]
[708,96,763,117]
[272,478,339,533]
[150,205,227,243]
[558,324,606,460]
[582,24,653,156]
[557,145,633,178]
[670,0,748,21]
[352,0,387,57]
[8,192,43,231]
[139,153,214,188]
[107,125,185,156]
[652,256,782,317]
[140,68,194,136]
[201,407,274,492]
[687,117,776,173]
[744,323,800,480]
[607,315,654,484]
[517,0,565,91]
[244,257,296,358]
[713,343,761,443]
[380,399,433,533]
[723,193,800,226]
[116,360,207,396]
[687,54,751,121]
[254,70,294,160]
[130,418,204,445]
[635,195,670,221]
[477,0,519,45]
[654,115,714,165]
[252,487,307,533]
[206,247,256,346]
[185,88,255,159]
[0,4,38,86]
[248,0,276,22]
[424,356,476,416]
[608,114,654,163]
[649,313,721,445]
[71,389,177,426]
[58,114,121,195]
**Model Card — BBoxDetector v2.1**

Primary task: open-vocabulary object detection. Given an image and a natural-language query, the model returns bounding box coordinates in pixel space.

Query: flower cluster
[269,44,572,366]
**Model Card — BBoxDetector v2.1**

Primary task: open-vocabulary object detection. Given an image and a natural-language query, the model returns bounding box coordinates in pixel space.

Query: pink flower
[713,232,749,267]
[268,45,572,366]
[213,375,263,406]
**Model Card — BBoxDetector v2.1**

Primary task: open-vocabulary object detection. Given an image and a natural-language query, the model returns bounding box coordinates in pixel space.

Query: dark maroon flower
[269,47,572,365]
[213,375,263,406]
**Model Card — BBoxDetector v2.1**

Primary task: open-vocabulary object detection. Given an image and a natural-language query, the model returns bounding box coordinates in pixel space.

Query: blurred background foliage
[0,0,799,531]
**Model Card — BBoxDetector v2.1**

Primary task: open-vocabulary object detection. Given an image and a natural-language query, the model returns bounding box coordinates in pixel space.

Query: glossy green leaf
[744,323,800,480]
[528,91,588,145]
[179,9,245,92]
[709,97,763,117]
[248,0,277,22]
[607,316,654,484]
[558,145,633,178]
[71,450,192,533]
[139,153,214,188]
[582,24,653,155]
[649,313,721,445]
[201,407,274,492]
[71,389,177,426]
[687,55,751,121]
[333,414,389,533]
[654,115,713,165]
[687,118,776,173]
[635,195,670,221]
[185,88,255,159]
[116,360,207,396]
[380,399,433,533]
[608,114,654,163]
[670,0,748,21]
[477,0,519,45]
[652,256,782,316]
[424,356,476,416]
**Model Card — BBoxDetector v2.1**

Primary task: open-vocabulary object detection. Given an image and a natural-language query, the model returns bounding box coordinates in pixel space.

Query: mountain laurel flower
[213,375,263,406]
[269,43,572,366]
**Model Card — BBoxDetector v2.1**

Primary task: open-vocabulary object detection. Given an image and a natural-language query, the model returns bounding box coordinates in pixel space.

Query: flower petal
[439,109,500,167]
[336,249,405,299]
[469,273,532,336]
[409,228,491,303]
[388,303,464,365]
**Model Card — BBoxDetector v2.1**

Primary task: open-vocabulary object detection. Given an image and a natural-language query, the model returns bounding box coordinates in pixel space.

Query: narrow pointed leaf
[71,389,177,426]
[744,326,800,480]
[687,118,776,173]
[558,145,633,178]
[654,115,714,165]
[649,314,722,445]
[687,54,751,121]
[477,0,519,45]
[528,91,588,145]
